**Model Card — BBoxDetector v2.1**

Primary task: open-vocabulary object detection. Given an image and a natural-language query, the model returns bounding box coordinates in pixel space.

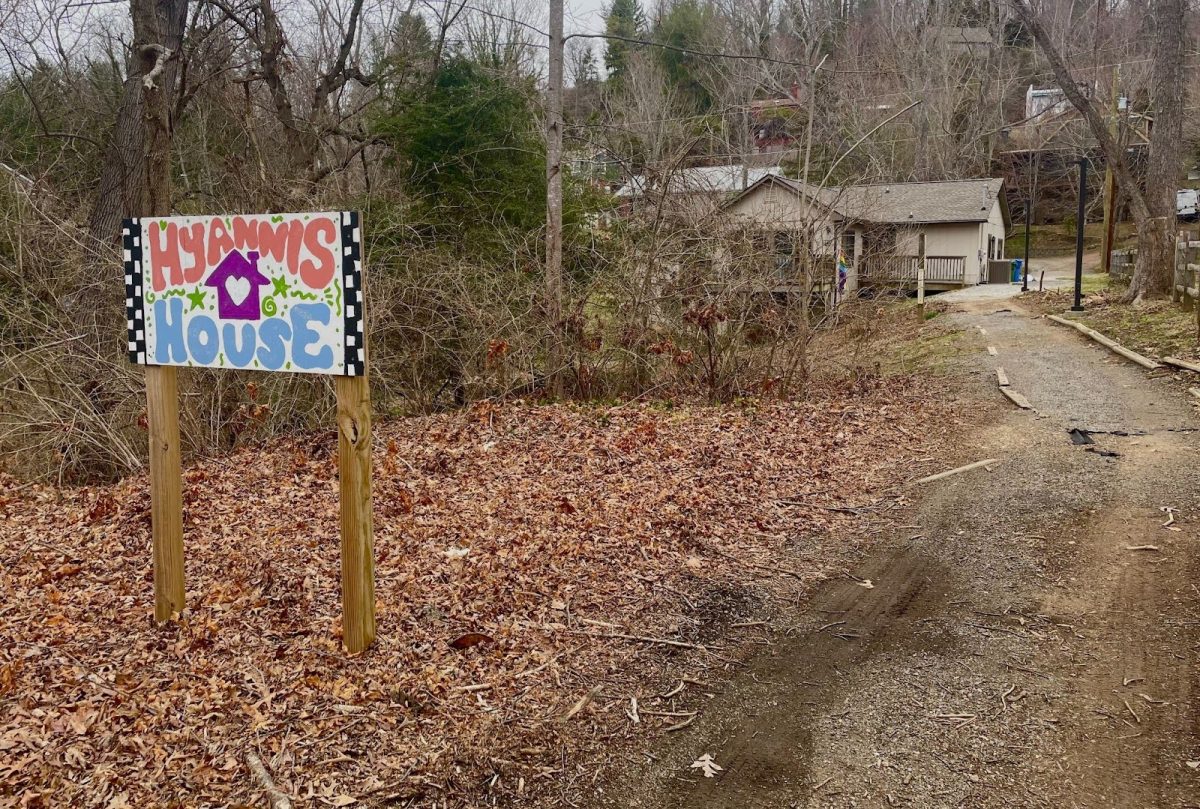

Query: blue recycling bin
[1011,258,1024,283]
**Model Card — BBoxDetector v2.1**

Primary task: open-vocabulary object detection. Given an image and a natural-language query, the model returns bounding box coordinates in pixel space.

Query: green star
[272,275,291,297]
[186,287,206,311]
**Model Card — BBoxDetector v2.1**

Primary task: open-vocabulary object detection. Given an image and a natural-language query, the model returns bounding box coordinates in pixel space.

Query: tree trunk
[545,0,565,397]
[88,73,147,248]
[136,0,188,216]
[89,0,187,245]
[1134,215,1175,298]
[1126,0,1187,301]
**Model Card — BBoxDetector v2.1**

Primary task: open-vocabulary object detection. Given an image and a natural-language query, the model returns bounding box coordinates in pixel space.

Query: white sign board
[123,211,363,375]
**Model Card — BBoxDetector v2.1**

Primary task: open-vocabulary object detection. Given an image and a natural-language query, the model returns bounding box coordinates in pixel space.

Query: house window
[840,232,855,261]
[773,231,795,280]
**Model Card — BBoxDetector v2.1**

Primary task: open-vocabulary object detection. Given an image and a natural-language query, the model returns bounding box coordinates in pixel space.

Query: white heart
[225,276,251,306]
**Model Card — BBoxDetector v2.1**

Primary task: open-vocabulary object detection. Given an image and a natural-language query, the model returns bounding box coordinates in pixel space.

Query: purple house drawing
[206,249,269,320]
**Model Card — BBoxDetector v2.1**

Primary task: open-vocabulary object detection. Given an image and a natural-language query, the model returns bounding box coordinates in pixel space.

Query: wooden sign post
[124,212,375,652]
[917,265,926,319]
[146,365,185,621]
[336,374,375,651]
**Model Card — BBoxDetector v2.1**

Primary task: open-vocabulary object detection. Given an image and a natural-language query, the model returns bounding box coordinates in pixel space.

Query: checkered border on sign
[122,218,147,365]
[340,211,365,377]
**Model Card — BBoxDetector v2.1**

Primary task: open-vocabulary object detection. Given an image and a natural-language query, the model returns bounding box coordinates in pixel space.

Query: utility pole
[545,0,564,398]
[1100,64,1120,276]
[1022,152,1038,292]
[1073,157,1088,312]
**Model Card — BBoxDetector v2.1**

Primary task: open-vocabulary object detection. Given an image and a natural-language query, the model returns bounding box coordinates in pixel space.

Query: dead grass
[808,296,976,382]
[1025,276,1200,363]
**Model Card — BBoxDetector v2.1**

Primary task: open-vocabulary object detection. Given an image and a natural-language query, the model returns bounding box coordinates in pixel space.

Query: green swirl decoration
[261,296,278,317]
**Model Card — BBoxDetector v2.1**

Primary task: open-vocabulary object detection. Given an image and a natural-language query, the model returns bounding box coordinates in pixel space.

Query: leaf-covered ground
[0,378,955,808]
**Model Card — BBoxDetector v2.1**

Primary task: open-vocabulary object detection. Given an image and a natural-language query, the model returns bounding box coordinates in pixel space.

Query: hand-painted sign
[122,212,364,376]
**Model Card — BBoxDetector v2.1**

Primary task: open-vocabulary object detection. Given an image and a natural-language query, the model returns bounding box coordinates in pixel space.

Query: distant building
[722,175,1010,291]
[749,86,804,153]
[565,148,622,188]
[1025,83,1094,120]
[997,83,1152,225]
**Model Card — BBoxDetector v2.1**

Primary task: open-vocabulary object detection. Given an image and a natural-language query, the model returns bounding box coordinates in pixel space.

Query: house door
[839,231,855,294]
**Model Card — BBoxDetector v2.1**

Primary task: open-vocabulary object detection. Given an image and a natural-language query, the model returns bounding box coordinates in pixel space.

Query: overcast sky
[565,0,608,37]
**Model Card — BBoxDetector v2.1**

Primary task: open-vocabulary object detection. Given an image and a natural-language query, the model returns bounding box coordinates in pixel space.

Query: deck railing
[862,255,966,285]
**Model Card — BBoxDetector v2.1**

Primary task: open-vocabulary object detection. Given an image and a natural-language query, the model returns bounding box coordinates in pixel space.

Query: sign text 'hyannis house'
[123,211,364,376]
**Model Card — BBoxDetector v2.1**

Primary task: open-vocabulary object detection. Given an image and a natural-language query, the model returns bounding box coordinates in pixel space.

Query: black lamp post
[1022,153,1036,293]
[1072,157,1088,312]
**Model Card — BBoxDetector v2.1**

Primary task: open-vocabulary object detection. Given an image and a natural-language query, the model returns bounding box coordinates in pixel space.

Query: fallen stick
[565,628,704,650]
[1125,544,1161,552]
[665,715,696,732]
[246,752,292,809]
[987,346,998,356]
[914,459,1001,485]
[1001,388,1034,410]
[1046,315,1161,370]
[996,367,1010,387]
[1001,683,1017,710]
[660,681,686,699]
[1163,356,1200,374]
[562,685,602,721]
[1189,388,1200,400]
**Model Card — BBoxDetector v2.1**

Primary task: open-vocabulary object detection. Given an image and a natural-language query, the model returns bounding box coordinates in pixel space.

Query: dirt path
[596,292,1200,808]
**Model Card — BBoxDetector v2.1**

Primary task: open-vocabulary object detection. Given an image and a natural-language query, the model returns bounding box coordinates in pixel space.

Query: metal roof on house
[615,165,782,198]
[740,175,1006,226]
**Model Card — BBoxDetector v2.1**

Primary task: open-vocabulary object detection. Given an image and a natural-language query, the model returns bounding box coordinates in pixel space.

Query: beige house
[723,175,1010,291]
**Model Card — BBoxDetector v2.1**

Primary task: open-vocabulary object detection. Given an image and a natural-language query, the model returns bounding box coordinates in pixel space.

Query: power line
[565,54,1168,133]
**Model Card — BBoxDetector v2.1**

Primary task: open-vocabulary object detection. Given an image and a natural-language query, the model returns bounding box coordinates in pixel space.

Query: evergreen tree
[372,54,546,249]
[603,0,645,85]
[651,0,715,112]
[577,46,601,88]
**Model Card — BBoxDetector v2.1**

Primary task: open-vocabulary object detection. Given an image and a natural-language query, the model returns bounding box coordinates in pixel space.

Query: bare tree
[206,0,378,191]
[1007,0,1189,302]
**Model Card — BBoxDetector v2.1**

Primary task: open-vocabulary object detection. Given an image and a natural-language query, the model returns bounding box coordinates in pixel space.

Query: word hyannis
[123,212,364,376]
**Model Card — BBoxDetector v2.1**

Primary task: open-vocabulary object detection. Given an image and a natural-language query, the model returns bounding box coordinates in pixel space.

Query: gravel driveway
[595,290,1200,808]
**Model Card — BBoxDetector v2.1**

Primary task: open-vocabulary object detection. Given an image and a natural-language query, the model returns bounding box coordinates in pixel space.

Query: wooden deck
[861,256,967,288]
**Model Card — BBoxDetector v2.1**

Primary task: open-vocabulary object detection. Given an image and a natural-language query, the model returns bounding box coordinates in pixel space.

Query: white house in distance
[722,174,1010,291]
